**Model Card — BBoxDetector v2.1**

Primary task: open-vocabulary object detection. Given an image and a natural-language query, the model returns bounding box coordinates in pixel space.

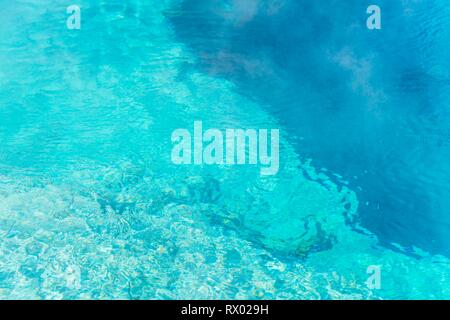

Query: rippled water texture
[0,0,449,299]
[170,0,450,257]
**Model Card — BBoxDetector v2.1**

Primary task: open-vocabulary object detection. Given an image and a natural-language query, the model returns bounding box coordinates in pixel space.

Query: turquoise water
[0,0,449,299]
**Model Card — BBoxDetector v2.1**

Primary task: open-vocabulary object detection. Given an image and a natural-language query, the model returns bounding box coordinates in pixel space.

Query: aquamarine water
[0,0,449,299]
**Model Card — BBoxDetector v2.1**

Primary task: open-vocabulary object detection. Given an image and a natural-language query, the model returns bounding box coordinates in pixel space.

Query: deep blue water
[169,0,450,257]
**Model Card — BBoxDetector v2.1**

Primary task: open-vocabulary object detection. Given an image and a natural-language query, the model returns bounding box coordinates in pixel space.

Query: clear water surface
[0,0,449,299]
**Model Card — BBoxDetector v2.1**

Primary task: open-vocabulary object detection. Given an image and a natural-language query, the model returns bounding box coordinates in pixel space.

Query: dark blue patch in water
[168,0,450,257]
